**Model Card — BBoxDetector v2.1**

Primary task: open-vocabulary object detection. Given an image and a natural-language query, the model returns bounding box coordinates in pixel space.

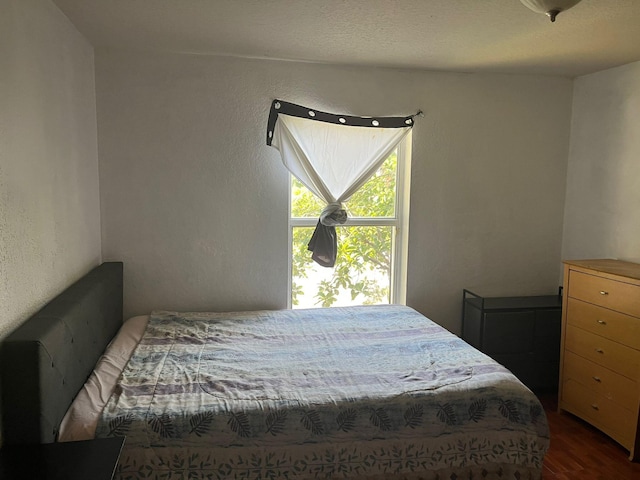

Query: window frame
[287,132,412,308]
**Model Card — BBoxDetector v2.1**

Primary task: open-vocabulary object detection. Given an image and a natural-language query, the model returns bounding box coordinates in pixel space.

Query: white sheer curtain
[267,100,416,267]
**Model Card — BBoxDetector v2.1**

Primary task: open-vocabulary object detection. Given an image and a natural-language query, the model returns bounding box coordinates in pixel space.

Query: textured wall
[561,60,640,264]
[0,0,101,342]
[96,50,573,333]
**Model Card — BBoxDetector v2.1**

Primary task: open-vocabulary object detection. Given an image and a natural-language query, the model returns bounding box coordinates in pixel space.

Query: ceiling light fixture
[520,0,582,22]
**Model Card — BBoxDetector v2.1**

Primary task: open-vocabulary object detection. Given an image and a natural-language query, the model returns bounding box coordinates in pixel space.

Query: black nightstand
[462,289,562,392]
[0,437,125,480]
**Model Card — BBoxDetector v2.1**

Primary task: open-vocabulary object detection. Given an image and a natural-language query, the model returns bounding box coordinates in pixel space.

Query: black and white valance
[266,99,419,267]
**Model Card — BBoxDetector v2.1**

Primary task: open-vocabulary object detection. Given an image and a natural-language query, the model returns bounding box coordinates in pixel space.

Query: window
[289,133,412,308]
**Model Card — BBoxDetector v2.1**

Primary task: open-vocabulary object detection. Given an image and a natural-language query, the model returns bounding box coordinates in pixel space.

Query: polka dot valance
[266,99,420,267]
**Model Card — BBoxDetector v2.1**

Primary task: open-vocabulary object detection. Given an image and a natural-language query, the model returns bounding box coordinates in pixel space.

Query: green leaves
[292,225,393,307]
[348,152,397,217]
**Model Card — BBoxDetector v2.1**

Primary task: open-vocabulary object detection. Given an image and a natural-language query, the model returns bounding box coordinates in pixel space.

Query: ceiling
[52,0,640,78]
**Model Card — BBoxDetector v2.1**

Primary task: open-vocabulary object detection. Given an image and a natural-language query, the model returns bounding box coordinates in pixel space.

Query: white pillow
[58,315,149,442]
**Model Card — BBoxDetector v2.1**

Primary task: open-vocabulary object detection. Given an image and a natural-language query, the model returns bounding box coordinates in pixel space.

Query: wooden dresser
[559,259,640,460]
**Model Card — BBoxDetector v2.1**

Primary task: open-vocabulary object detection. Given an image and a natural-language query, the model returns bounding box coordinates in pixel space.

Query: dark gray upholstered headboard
[1,262,123,445]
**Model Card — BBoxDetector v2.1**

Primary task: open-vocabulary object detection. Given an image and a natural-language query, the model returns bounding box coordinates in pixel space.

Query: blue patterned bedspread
[97,305,549,479]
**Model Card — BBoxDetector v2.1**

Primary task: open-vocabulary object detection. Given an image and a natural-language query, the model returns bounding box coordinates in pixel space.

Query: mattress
[87,305,548,479]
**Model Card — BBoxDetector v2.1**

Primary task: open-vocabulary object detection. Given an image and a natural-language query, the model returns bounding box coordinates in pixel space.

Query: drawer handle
[597,319,607,325]
[592,376,602,382]
[599,290,609,296]
[591,404,599,410]
[595,348,604,354]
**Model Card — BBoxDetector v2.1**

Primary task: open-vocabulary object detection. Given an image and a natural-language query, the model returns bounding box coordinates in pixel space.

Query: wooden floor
[540,394,640,479]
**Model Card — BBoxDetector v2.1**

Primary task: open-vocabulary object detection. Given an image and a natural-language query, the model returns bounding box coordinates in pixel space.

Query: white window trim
[391,132,412,305]
[287,132,412,308]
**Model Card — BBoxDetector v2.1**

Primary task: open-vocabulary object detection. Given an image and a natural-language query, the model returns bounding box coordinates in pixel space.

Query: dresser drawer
[564,325,640,379]
[563,350,638,411]
[568,270,640,318]
[566,297,640,350]
[562,378,635,448]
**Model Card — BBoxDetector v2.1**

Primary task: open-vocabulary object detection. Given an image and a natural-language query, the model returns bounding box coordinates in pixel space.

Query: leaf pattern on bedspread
[228,411,251,438]
[336,408,357,432]
[498,399,521,424]
[437,403,456,425]
[265,410,287,436]
[108,413,134,437]
[468,399,487,423]
[148,413,176,438]
[189,412,214,437]
[530,403,543,425]
[300,409,324,435]
[369,407,391,431]
[404,404,424,429]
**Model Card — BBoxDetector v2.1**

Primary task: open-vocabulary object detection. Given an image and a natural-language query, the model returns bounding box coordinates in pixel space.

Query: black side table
[0,437,125,480]
[462,289,562,392]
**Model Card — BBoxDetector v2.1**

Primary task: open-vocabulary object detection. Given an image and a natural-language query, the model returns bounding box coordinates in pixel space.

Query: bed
[1,262,549,479]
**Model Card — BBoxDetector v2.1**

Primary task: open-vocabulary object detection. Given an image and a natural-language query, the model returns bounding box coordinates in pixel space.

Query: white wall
[561,61,640,264]
[0,0,101,342]
[96,49,573,333]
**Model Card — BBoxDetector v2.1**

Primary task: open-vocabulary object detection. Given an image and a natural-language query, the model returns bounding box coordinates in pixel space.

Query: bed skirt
[115,432,545,479]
